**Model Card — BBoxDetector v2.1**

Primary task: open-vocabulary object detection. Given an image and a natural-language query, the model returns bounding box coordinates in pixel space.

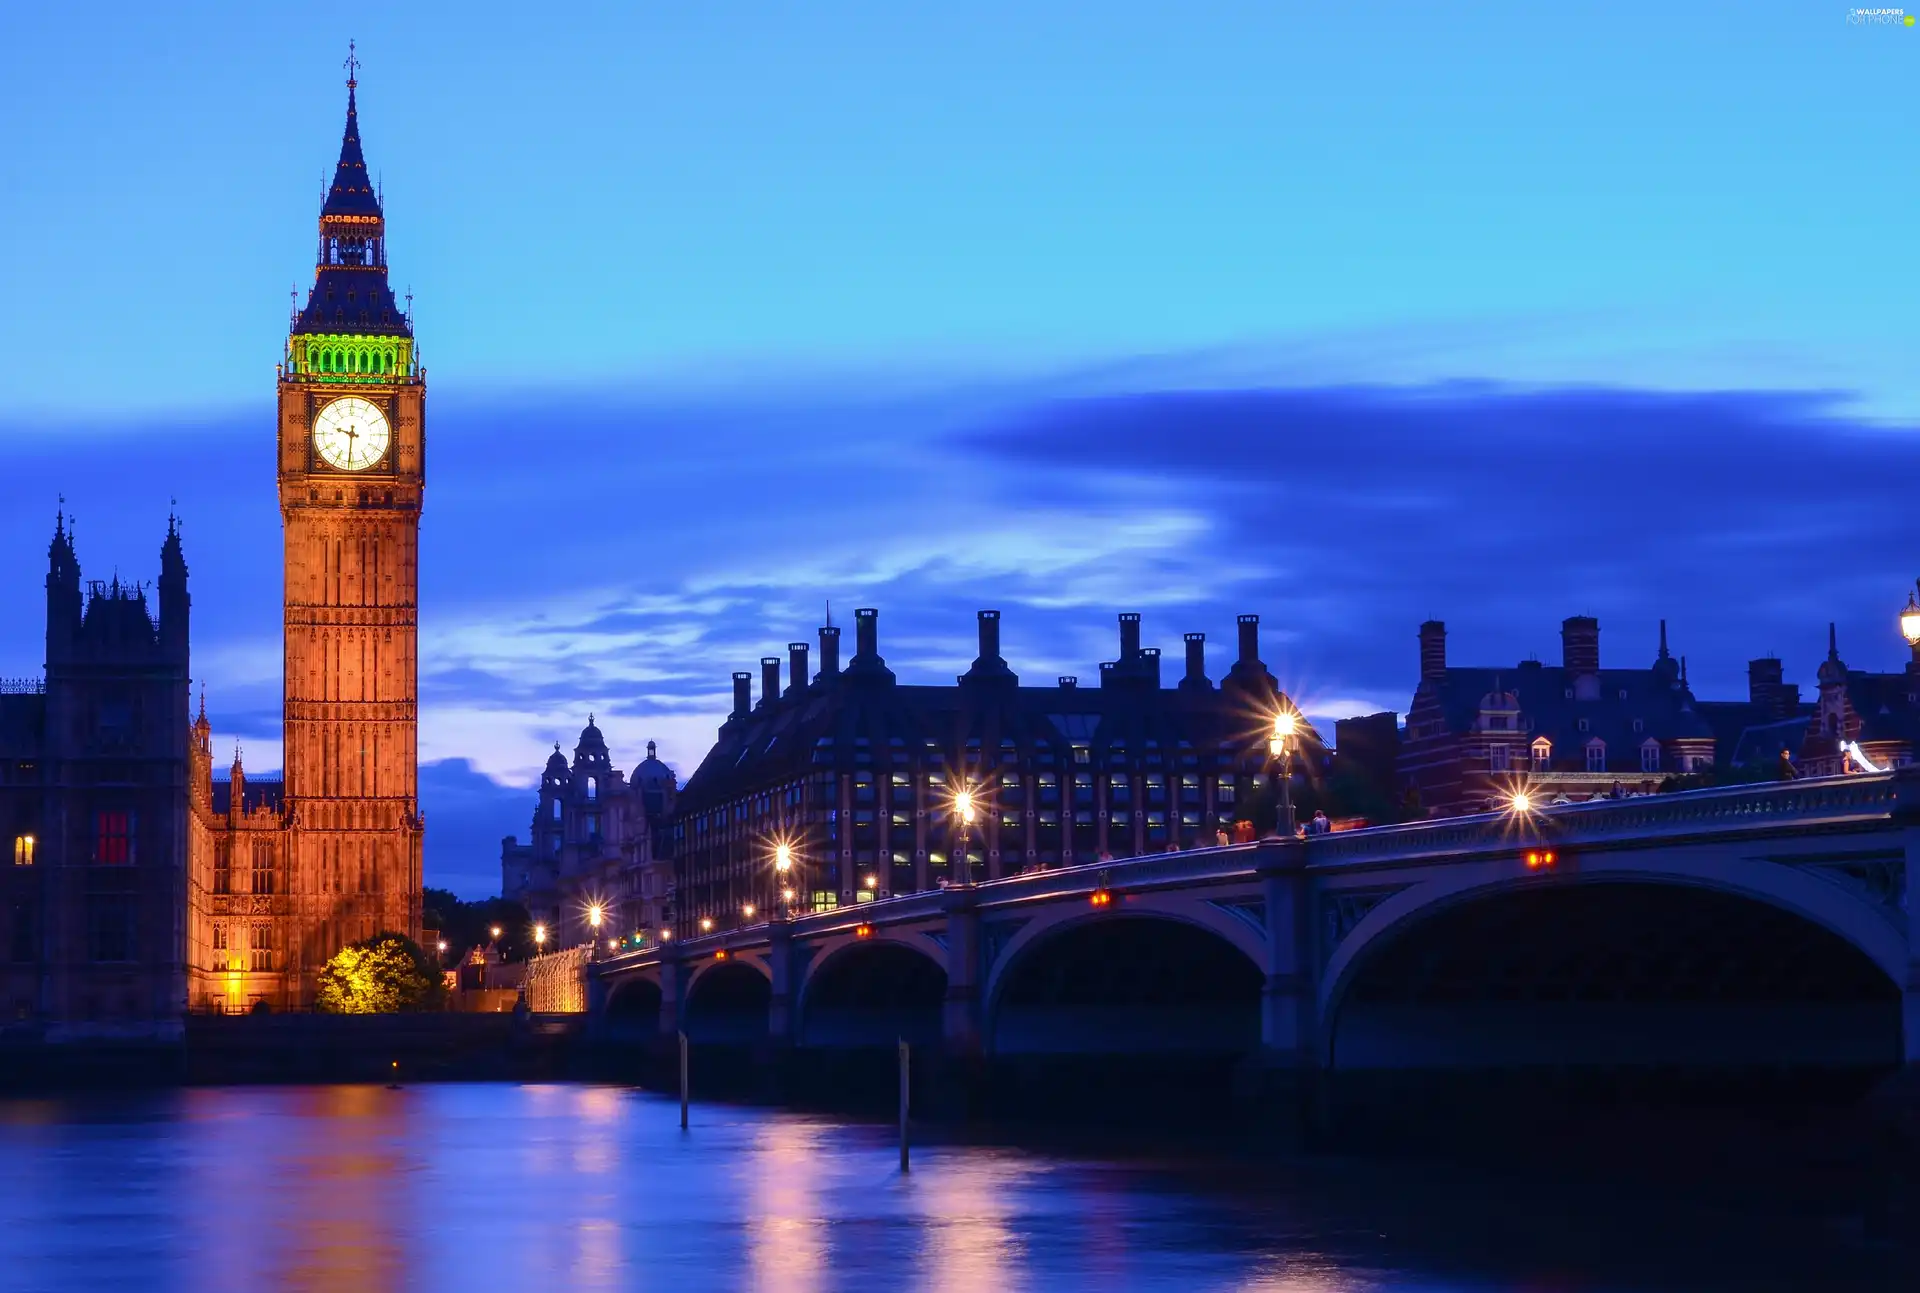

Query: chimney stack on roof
[818,624,841,679]
[978,609,1001,662]
[852,607,881,664]
[787,643,809,697]
[1236,613,1260,668]
[1118,612,1141,663]
[1181,631,1210,691]
[963,609,1017,684]
[731,672,752,720]
[1561,616,1600,675]
[759,657,780,709]
[1419,620,1447,681]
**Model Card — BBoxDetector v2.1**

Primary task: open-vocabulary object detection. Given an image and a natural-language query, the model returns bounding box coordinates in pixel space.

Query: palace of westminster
[2,66,1917,1029]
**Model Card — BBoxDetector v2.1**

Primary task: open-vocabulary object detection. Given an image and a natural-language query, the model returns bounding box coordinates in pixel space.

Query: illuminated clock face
[312,397,391,472]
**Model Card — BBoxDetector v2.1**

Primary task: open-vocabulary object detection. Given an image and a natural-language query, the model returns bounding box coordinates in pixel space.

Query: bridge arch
[986,910,1264,1058]
[604,977,662,1038]
[1321,854,1907,1034]
[1321,868,1903,1081]
[681,957,772,1045]
[797,937,947,1049]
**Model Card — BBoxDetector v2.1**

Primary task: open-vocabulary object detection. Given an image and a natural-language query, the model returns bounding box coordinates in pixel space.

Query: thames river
[0,1083,1909,1291]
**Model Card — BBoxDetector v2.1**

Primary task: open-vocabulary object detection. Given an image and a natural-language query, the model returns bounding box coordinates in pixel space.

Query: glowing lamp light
[588,903,604,930]
[954,789,976,824]
[533,923,548,948]
[714,948,729,961]
[1901,590,1920,647]
[781,887,796,903]
[742,903,757,921]
[1509,790,1533,814]
[775,842,793,874]
[609,940,618,952]
[1269,711,1298,758]
[489,925,502,940]
[699,917,714,933]
[854,923,874,939]
[660,929,673,941]
[863,874,877,889]
[1090,888,1113,908]
[1524,850,1557,870]
[436,940,447,953]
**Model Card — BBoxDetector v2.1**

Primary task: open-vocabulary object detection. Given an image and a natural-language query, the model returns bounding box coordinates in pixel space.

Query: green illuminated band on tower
[286,333,416,382]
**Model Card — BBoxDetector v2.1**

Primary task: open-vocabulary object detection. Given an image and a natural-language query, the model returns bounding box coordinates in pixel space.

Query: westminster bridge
[589,770,1920,1136]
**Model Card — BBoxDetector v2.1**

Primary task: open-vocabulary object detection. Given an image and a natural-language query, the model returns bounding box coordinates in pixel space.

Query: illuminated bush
[315,931,448,1013]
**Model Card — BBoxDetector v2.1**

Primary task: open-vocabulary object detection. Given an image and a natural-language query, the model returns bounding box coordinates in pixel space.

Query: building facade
[1399,616,1720,817]
[1793,624,1918,777]
[188,67,425,1010]
[670,608,1321,937]
[0,514,191,1038]
[500,720,678,951]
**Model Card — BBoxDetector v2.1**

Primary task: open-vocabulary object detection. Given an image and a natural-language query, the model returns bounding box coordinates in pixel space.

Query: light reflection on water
[0,1083,1905,1292]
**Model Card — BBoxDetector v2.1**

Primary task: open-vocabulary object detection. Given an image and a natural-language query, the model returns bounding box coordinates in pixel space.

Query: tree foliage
[315,931,448,1014]
[422,888,534,963]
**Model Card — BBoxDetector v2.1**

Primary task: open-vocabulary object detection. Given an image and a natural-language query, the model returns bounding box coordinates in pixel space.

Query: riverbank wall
[0,1014,590,1091]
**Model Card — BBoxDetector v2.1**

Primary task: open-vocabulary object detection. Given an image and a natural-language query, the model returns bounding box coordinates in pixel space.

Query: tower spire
[323,44,379,219]
[1657,618,1670,660]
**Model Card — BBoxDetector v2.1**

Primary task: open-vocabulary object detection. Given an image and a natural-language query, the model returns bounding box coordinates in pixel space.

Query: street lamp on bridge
[1901,584,1920,654]
[774,840,796,920]
[1268,711,1298,839]
[951,784,980,887]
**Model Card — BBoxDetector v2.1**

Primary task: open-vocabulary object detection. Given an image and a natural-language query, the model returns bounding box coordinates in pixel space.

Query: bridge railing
[596,771,1910,970]
[1306,770,1904,868]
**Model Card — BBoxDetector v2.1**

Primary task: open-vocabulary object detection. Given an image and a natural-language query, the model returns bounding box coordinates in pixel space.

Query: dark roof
[678,670,1311,815]
[1843,668,1920,745]
[323,83,381,219]
[1696,699,1815,767]
[1423,662,1716,752]
[211,777,284,816]
[294,270,411,338]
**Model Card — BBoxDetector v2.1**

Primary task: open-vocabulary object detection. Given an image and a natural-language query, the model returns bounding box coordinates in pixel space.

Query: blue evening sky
[0,3,1913,895]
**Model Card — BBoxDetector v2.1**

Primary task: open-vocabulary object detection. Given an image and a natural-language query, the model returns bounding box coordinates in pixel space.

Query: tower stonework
[279,65,426,992]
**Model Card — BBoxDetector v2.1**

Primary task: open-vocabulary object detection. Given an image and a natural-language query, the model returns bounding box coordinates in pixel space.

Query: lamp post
[533,923,547,955]
[774,842,795,920]
[1268,712,1297,839]
[742,903,757,923]
[1901,585,1920,659]
[587,903,603,960]
[952,788,977,887]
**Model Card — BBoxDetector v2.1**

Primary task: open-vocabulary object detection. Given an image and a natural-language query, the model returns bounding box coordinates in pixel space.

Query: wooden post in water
[679,1030,689,1130]
[898,1037,910,1171]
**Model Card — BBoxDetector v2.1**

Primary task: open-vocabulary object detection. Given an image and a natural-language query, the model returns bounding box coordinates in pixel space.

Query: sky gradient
[1,4,1913,896]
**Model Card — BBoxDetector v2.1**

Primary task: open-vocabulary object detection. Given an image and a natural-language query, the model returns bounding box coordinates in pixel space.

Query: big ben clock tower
[278,50,424,989]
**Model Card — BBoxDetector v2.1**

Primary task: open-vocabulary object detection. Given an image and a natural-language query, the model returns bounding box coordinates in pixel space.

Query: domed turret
[574,713,610,764]
[632,739,674,789]
[544,743,569,779]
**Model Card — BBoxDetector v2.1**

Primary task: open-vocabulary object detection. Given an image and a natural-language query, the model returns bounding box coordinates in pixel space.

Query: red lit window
[93,811,131,865]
